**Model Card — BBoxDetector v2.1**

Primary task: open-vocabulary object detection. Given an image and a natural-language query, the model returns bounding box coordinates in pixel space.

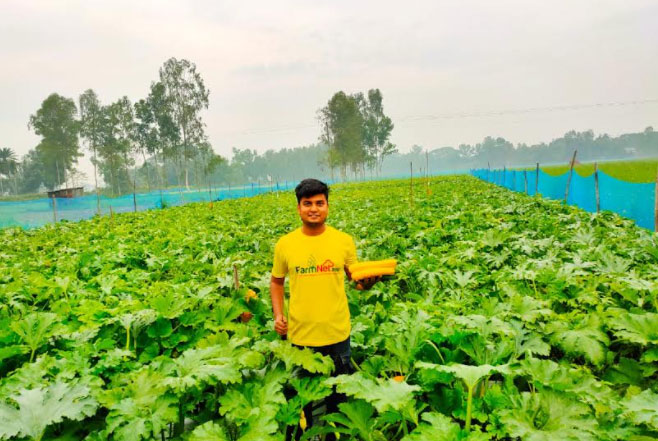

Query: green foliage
[1,176,657,440]
[0,381,97,441]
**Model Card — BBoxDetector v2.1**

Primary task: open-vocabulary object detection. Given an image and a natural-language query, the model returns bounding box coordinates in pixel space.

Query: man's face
[297,194,329,226]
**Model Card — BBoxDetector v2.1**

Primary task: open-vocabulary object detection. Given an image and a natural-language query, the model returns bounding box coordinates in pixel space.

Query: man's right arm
[270,275,287,336]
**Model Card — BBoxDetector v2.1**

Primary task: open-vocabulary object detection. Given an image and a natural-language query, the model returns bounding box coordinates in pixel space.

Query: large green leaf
[325,373,420,413]
[401,412,461,440]
[622,389,658,430]
[0,381,98,441]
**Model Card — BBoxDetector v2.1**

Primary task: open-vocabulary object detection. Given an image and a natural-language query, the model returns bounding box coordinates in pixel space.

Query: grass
[520,158,658,183]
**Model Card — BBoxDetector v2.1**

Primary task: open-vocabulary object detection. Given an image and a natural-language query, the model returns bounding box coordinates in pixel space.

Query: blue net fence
[0,182,297,229]
[471,168,656,230]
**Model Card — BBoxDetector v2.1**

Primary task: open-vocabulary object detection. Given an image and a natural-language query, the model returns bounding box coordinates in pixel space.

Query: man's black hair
[295,178,329,203]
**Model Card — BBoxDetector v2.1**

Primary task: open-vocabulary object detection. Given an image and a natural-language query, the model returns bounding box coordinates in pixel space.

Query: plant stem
[425,339,445,364]
[30,348,35,363]
[465,384,474,431]
[125,327,130,351]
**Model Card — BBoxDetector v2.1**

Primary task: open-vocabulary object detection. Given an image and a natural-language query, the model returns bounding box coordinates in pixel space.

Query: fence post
[524,170,528,194]
[655,168,658,232]
[594,162,600,213]
[564,150,578,203]
[535,163,539,194]
[487,162,490,182]
[133,179,137,213]
[233,264,240,290]
[51,196,58,223]
[503,166,506,187]
[409,162,414,207]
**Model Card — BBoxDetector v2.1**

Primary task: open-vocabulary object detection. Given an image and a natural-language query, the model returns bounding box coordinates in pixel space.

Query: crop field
[1,176,658,441]
[532,158,658,183]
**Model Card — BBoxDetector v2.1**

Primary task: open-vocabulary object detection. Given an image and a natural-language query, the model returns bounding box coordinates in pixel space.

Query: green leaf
[10,312,60,361]
[188,421,229,441]
[608,310,658,345]
[401,412,461,440]
[497,390,599,441]
[416,362,501,390]
[147,317,173,338]
[622,389,658,430]
[260,340,334,374]
[546,315,609,366]
[164,340,263,393]
[0,381,98,441]
[325,373,420,413]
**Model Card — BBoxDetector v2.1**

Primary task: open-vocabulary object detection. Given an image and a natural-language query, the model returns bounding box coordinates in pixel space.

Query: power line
[215,98,658,136]
[396,98,658,122]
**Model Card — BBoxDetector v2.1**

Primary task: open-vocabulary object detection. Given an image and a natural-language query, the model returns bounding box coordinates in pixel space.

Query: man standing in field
[270,178,377,440]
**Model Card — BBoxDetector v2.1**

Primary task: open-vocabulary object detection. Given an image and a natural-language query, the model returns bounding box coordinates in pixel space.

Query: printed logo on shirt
[295,259,341,276]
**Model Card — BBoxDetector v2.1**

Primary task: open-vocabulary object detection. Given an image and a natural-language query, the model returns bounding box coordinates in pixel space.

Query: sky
[1,0,657,180]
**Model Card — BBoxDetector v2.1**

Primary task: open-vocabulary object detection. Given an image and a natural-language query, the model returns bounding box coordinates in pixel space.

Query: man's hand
[274,314,288,336]
[356,276,381,291]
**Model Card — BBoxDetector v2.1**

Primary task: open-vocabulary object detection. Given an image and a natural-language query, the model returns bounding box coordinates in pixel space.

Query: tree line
[1,58,219,204]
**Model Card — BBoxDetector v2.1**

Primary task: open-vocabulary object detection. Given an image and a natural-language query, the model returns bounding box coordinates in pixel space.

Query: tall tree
[360,89,396,175]
[157,58,209,189]
[79,89,104,212]
[28,93,81,189]
[318,91,364,180]
[0,147,18,195]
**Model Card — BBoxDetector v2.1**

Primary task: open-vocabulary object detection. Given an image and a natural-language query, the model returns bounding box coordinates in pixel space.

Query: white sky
[1,0,657,180]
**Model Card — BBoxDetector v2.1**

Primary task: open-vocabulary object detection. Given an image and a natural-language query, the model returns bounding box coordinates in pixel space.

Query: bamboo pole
[535,163,539,194]
[233,264,240,290]
[564,150,578,203]
[524,170,528,194]
[487,162,490,182]
[503,166,506,187]
[409,162,414,207]
[594,162,600,213]
[51,196,58,223]
[655,168,658,232]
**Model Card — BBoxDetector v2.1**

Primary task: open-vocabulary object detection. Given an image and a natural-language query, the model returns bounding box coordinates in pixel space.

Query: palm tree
[0,147,18,195]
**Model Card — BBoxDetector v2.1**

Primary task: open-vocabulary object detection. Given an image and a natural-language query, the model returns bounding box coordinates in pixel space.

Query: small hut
[47,187,84,198]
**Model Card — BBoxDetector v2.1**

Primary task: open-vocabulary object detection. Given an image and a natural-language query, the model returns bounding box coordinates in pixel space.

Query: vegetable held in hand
[349,259,397,281]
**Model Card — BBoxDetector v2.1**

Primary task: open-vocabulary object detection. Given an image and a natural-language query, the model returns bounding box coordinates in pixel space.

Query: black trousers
[286,337,354,441]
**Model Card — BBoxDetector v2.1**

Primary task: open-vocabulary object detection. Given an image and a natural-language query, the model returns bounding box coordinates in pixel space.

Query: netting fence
[0,182,297,229]
[471,167,656,231]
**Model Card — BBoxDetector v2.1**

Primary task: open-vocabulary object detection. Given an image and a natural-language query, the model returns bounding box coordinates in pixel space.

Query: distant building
[47,187,84,198]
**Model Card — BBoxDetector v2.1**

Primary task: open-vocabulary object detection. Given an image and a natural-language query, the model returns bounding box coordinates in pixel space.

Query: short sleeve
[345,235,357,267]
[271,239,287,278]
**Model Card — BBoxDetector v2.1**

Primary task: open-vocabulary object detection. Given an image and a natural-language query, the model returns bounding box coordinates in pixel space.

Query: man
[270,178,377,439]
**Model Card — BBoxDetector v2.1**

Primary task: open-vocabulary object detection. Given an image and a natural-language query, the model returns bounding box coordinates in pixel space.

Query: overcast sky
[2,0,657,176]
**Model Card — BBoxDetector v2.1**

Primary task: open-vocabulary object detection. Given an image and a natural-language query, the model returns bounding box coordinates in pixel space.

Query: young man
[270,178,377,439]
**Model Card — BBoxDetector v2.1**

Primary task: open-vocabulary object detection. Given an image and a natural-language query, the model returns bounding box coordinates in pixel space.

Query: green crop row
[1,176,657,441]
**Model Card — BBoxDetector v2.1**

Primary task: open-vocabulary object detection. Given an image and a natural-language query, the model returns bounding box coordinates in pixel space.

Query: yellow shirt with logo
[272,226,357,347]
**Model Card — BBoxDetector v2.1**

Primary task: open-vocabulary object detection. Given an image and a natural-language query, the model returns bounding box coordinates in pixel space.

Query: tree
[79,89,104,212]
[157,58,210,189]
[0,147,19,195]
[360,89,396,175]
[318,92,364,180]
[28,94,81,190]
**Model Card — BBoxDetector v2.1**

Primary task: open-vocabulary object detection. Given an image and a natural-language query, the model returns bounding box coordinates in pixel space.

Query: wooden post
[132,179,137,213]
[409,162,414,207]
[594,162,600,213]
[535,163,539,194]
[487,162,491,182]
[524,170,528,194]
[110,205,114,219]
[503,166,506,187]
[564,150,578,203]
[51,196,58,223]
[233,264,240,290]
[655,168,658,232]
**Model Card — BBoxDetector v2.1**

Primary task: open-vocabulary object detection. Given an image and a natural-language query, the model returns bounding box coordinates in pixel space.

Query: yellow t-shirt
[272,226,357,347]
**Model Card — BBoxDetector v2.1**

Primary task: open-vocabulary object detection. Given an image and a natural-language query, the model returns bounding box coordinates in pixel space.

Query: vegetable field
[1,176,658,441]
